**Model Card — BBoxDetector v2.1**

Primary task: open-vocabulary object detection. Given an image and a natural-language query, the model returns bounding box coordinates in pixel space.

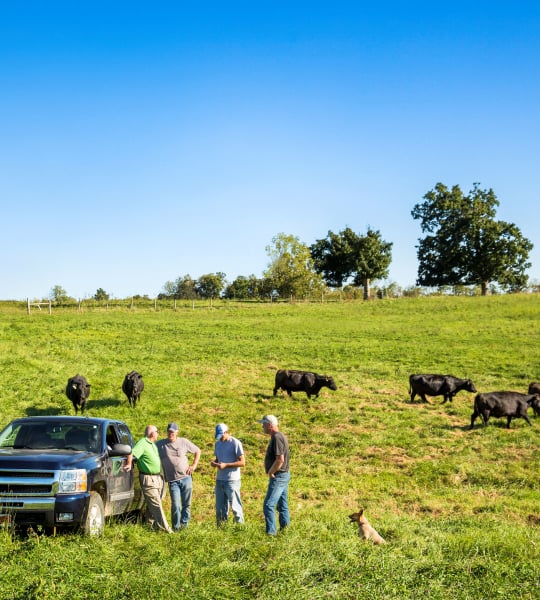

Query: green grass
[0,295,539,599]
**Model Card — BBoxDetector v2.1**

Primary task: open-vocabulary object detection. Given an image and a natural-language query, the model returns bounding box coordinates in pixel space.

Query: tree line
[49,183,535,303]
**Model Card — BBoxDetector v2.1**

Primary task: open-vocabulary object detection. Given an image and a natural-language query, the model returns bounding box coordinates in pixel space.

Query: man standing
[210,423,245,525]
[124,425,172,533]
[157,422,201,530]
[258,414,290,535]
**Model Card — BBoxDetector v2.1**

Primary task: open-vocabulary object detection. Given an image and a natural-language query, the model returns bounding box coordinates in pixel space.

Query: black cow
[65,374,91,414]
[527,383,540,416]
[469,391,540,429]
[122,371,144,408]
[409,374,476,404]
[528,382,540,396]
[273,369,337,399]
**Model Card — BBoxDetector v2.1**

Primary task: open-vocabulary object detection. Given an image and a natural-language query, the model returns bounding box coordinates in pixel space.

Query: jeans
[263,471,291,535]
[215,479,244,524]
[169,476,193,530]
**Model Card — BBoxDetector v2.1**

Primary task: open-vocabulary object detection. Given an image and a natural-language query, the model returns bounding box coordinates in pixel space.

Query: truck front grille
[0,469,56,496]
[0,484,52,494]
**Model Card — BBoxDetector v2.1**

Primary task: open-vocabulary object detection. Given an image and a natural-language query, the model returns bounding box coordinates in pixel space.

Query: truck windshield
[0,422,102,451]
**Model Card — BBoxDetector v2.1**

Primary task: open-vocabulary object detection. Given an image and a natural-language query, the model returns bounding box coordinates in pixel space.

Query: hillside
[0,295,539,599]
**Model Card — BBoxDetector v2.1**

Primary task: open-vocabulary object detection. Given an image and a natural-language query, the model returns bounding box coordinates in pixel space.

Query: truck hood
[0,448,97,470]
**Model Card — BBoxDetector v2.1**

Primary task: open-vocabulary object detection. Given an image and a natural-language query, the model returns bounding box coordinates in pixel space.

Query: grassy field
[0,295,539,599]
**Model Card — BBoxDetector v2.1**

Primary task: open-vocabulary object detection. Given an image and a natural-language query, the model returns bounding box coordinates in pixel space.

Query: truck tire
[82,492,105,535]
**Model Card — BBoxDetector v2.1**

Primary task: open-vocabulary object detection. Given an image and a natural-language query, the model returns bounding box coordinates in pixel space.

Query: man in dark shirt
[258,414,290,535]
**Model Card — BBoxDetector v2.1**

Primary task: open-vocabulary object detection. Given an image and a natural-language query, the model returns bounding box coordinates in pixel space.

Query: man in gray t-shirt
[157,422,200,530]
[210,423,245,525]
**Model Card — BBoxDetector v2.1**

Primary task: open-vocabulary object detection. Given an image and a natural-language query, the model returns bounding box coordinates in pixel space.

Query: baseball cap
[167,422,179,432]
[258,414,278,426]
[215,423,228,440]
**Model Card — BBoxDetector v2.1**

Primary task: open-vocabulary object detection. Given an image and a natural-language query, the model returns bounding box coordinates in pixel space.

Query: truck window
[106,426,119,448]
[116,423,133,446]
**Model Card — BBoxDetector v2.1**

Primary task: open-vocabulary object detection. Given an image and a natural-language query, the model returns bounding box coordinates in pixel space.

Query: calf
[469,391,540,429]
[122,371,144,408]
[65,374,91,414]
[409,374,476,403]
[273,369,337,399]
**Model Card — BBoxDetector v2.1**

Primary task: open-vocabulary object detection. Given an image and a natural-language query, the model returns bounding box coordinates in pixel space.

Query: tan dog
[348,509,386,544]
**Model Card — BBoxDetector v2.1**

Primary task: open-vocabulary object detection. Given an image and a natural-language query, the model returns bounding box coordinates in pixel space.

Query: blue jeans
[263,471,291,535]
[215,479,244,524]
[168,476,193,530]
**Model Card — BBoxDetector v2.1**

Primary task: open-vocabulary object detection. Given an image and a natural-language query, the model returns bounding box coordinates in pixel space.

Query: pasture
[0,295,539,599]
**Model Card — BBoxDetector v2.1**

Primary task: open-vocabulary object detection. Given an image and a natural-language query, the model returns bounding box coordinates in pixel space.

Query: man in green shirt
[125,424,172,533]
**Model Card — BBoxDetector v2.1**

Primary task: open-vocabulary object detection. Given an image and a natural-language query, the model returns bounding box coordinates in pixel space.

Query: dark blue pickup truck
[0,416,144,535]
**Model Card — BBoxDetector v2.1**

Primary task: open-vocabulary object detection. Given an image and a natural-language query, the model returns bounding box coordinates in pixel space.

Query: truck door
[105,424,134,515]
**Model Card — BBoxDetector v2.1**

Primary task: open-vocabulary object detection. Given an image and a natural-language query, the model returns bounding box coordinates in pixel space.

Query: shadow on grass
[25,398,123,416]
[444,421,533,432]
[253,393,280,402]
[87,397,123,410]
[25,406,65,416]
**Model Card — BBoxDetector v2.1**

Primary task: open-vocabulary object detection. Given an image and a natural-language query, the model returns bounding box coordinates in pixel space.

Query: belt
[140,472,161,476]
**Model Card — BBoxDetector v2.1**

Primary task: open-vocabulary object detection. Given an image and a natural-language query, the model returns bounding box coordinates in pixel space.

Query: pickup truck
[0,415,144,535]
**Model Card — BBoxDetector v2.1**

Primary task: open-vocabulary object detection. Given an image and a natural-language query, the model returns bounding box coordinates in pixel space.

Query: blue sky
[1,1,539,299]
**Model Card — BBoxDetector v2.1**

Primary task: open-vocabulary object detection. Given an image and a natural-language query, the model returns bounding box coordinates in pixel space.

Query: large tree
[49,285,69,303]
[412,183,533,295]
[160,275,198,299]
[195,272,226,299]
[264,233,324,299]
[310,227,393,299]
[93,288,110,301]
[223,274,267,300]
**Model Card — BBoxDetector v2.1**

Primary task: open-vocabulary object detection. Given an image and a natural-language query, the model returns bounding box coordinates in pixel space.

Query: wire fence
[20,294,348,314]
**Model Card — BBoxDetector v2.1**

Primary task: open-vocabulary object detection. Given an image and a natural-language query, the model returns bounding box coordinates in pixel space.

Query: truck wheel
[82,492,105,535]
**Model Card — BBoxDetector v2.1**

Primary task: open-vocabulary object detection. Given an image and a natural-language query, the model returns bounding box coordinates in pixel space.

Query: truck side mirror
[108,443,132,457]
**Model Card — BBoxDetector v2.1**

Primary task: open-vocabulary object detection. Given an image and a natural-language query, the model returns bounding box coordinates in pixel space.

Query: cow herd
[409,373,540,429]
[65,367,539,431]
[65,371,144,413]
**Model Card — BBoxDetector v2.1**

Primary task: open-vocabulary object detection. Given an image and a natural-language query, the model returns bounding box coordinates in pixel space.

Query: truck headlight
[58,469,87,493]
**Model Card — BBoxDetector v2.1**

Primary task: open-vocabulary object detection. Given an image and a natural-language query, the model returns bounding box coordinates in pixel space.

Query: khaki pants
[139,473,172,532]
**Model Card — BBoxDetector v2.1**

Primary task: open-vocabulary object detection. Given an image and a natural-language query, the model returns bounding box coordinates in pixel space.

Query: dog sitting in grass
[349,509,386,544]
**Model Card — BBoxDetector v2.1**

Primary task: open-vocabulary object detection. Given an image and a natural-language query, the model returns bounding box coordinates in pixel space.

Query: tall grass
[0,295,539,599]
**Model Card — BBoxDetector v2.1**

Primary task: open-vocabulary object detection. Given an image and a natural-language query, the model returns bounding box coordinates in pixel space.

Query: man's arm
[267,454,284,477]
[186,448,201,475]
[213,452,245,470]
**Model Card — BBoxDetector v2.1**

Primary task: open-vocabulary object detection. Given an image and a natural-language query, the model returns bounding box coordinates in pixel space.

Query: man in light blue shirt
[210,423,245,525]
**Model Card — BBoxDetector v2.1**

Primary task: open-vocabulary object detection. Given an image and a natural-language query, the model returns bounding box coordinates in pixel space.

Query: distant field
[0,295,539,599]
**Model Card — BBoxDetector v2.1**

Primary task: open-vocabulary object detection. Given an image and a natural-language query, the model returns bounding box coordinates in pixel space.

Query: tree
[223,275,265,300]
[160,280,177,298]
[412,183,533,295]
[176,275,199,299]
[49,285,69,303]
[310,227,393,299]
[94,288,110,302]
[195,272,226,299]
[264,233,324,299]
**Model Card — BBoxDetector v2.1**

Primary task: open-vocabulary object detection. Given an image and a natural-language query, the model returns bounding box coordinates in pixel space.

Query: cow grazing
[469,391,540,429]
[122,371,144,408]
[273,369,337,399]
[65,374,91,414]
[409,374,476,404]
